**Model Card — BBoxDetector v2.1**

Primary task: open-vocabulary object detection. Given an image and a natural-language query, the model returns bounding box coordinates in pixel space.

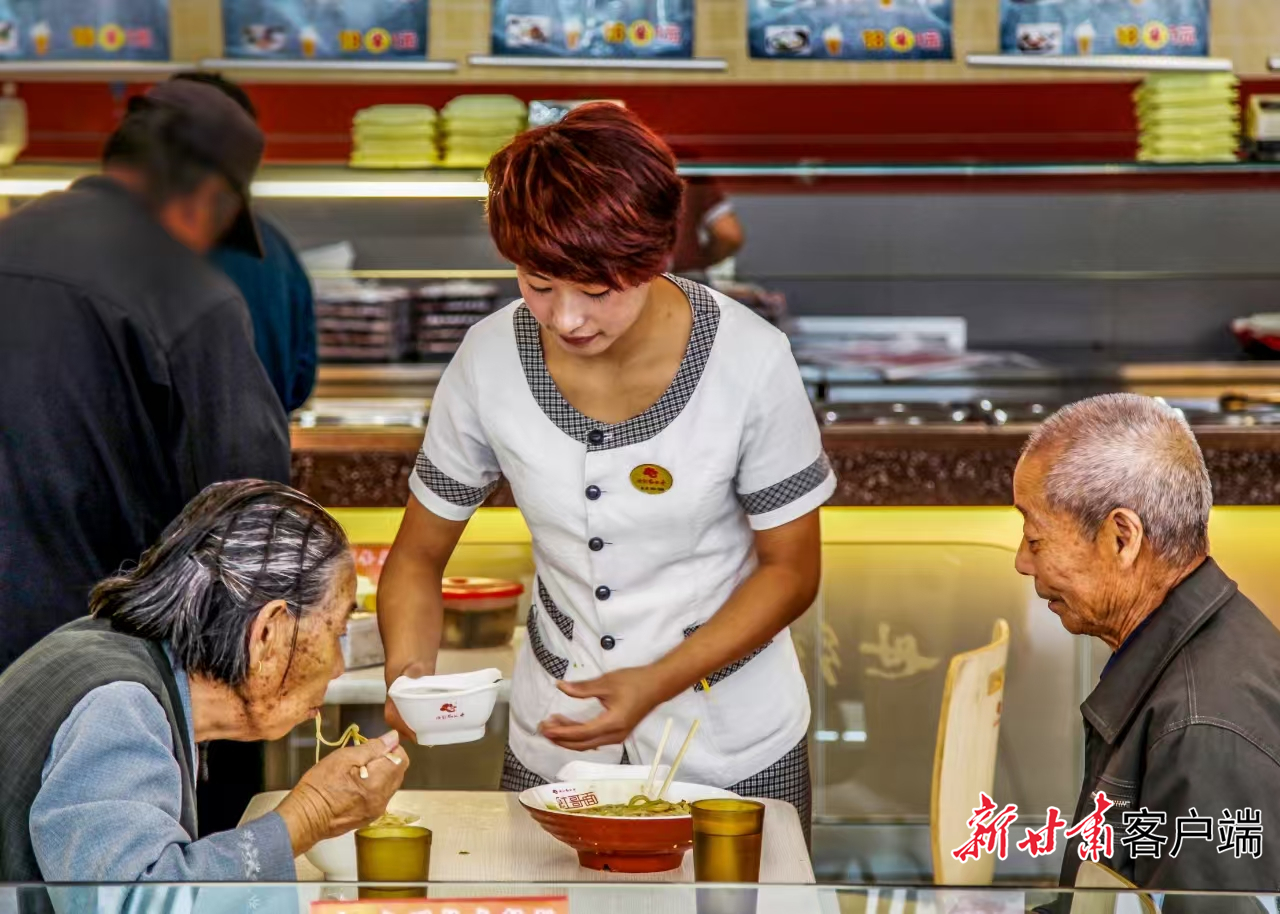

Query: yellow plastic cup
[691,799,765,883]
[355,825,431,899]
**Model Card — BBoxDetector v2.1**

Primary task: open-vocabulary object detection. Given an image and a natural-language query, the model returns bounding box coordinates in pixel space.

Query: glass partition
[5,883,1279,914]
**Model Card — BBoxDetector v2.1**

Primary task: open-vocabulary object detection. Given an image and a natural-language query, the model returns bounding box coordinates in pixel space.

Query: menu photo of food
[491,0,693,58]
[1014,21,1061,55]
[504,14,552,49]
[0,0,170,60]
[750,0,953,61]
[240,21,286,53]
[0,19,17,55]
[221,0,428,59]
[999,0,1209,57]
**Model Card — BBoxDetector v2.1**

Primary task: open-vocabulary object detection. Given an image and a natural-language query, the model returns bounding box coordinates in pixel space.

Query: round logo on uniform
[630,464,673,495]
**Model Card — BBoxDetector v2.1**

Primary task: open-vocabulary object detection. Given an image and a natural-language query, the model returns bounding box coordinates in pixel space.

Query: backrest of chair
[930,618,1011,886]
[1075,861,1138,891]
[1071,860,1159,914]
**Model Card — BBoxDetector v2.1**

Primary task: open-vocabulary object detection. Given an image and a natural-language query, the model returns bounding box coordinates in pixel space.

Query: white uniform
[410,276,835,787]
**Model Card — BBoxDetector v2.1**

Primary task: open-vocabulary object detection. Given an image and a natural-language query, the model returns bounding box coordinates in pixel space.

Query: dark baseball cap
[145,79,265,257]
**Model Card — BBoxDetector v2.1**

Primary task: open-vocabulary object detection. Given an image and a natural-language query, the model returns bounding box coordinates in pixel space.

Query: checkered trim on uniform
[513,274,721,451]
[499,745,547,791]
[538,577,574,641]
[501,744,631,791]
[683,624,773,691]
[526,607,569,680]
[738,453,833,516]
[730,738,812,847]
[414,450,498,507]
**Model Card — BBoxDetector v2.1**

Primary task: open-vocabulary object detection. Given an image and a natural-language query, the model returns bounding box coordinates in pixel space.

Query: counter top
[306,357,1280,411]
[241,790,815,885]
[292,422,1280,508]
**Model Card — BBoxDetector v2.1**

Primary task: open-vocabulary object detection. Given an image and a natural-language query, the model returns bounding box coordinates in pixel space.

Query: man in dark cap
[175,71,318,414]
[0,79,291,672]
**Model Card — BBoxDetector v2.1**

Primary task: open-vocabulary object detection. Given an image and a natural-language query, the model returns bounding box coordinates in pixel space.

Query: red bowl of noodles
[519,779,739,873]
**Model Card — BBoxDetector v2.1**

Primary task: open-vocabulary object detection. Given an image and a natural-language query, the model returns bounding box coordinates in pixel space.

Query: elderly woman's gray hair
[1023,393,1212,568]
[89,480,350,685]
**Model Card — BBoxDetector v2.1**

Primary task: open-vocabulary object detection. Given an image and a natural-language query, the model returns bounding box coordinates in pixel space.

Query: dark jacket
[0,177,290,671]
[1061,558,1280,899]
[212,217,317,413]
[0,618,194,911]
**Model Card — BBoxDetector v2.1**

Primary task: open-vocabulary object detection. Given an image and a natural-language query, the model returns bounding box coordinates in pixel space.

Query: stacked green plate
[440,95,528,169]
[1134,73,1240,163]
[350,105,441,169]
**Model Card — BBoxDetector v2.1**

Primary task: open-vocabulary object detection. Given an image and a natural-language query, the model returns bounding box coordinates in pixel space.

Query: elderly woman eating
[0,480,409,885]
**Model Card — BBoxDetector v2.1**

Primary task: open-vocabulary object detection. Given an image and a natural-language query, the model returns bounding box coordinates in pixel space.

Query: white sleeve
[409,335,502,522]
[735,333,836,530]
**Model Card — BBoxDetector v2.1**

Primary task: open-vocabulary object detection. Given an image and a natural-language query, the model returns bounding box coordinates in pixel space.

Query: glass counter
[4,882,1278,914]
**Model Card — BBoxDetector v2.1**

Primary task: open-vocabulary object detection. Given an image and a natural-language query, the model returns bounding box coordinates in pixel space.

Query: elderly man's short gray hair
[1023,393,1212,567]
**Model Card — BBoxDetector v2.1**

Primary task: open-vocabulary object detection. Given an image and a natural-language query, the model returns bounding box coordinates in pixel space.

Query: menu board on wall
[490,0,694,59]
[749,0,953,61]
[999,0,1209,57]
[222,0,428,60]
[0,0,170,60]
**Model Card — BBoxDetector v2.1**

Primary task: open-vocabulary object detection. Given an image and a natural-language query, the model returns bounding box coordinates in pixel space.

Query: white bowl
[304,831,358,881]
[389,668,502,746]
[304,807,421,880]
[555,761,671,783]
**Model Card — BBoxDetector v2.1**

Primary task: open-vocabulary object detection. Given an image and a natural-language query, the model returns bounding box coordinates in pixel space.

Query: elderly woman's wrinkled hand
[275,730,410,854]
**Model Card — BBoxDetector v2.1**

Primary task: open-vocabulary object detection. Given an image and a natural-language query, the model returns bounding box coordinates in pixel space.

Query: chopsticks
[656,719,700,801]
[642,719,674,799]
[313,714,402,779]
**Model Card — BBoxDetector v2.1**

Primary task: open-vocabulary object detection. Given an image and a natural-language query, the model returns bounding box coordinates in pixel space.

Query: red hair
[485,103,684,291]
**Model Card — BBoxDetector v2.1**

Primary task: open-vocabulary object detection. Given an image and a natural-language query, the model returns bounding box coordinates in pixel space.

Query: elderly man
[1015,393,1280,897]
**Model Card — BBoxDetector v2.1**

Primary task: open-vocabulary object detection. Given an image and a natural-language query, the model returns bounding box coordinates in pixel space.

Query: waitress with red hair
[377,104,833,837]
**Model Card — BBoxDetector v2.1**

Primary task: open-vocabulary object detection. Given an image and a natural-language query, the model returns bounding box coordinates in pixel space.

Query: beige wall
[168,0,1280,85]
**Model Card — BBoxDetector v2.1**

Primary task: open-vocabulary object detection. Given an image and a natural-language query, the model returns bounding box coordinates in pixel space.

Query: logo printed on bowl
[441,702,458,713]
[556,792,599,810]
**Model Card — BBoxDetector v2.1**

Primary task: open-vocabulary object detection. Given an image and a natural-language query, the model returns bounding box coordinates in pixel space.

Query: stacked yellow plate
[1135,73,1240,163]
[440,95,528,169]
[350,105,440,169]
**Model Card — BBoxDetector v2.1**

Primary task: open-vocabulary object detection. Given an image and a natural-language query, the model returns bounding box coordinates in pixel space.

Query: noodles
[561,795,693,818]
[314,716,367,766]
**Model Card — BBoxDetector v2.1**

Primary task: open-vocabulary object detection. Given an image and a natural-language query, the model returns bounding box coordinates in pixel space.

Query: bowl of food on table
[519,777,739,873]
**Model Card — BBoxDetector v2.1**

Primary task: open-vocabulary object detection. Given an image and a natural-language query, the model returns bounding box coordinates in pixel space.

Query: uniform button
[588,537,604,552]
[600,635,616,651]
[595,585,612,601]
[587,429,605,446]
[585,485,601,500]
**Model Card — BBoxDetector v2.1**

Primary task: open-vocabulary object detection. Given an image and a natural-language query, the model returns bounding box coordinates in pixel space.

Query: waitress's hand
[384,697,416,745]
[384,660,431,744]
[539,667,667,751]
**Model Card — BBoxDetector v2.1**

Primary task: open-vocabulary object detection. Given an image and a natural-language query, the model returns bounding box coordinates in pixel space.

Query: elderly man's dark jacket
[1059,557,1280,902]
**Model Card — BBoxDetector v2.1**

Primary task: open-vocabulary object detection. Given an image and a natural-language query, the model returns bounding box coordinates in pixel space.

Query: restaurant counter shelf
[11,161,1280,201]
[291,420,1280,508]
